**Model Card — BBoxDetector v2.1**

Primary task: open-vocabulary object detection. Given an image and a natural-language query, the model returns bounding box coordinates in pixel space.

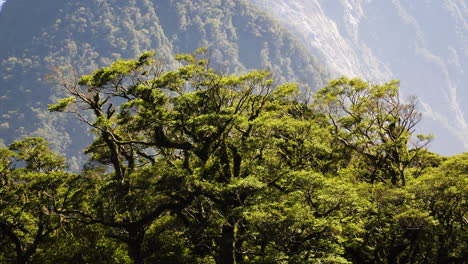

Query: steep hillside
[249,0,468,155]
[0,0,327,168]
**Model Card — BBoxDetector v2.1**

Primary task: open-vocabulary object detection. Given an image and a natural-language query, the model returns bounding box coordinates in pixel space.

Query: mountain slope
[0,0,327,168]
[249,0,468,155]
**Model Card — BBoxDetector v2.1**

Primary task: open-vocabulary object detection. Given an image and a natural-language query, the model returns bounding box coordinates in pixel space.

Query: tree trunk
[217,222,236,264]
[16,255,26,264]
[127,227,145,264]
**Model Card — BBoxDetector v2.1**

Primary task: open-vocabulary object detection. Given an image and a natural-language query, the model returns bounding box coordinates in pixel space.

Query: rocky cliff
[249,0,468,154]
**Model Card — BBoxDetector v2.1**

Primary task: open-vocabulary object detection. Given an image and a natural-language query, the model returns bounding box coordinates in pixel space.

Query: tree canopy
[0,51,466,264]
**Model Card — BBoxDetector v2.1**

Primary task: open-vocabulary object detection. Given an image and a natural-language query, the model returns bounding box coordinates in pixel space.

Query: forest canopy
[0,50,467,264]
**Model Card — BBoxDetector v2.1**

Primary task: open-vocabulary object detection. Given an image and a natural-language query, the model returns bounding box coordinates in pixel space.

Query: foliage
[313,77,432,185]
[0,138,75,264]
[0,51,466,264]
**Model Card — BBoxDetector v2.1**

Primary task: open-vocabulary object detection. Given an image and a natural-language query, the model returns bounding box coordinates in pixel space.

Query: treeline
[1,50,467,264]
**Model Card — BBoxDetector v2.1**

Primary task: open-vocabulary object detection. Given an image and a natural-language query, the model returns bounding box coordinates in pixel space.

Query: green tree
[342,153,467,264]
[313,77,431,185]
[49,49,337,264]
[48,50,465,264]
[50,52,194,264]
[0,138,77,264]
[408,153,468,263]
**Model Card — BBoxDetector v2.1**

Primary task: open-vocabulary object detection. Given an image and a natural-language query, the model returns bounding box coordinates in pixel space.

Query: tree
[49,49,353,264]
[313,77,432,185]
[408,153,468,263]
[341,153,468,264]
[47,50,463,264]
[49,52,194,264]
[0,138,78,264]
[50,48,284,263]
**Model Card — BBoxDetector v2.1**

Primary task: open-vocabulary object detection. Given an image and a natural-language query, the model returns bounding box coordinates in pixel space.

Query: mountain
[2,0,464,157]
[0,0,327,169]
[249,0,468,155]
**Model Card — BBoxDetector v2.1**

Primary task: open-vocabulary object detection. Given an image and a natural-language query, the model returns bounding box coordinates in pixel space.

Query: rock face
[249,0,468,154]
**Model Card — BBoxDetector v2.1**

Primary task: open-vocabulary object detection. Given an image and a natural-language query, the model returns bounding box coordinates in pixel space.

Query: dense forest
[1,50,466,264]
[0,0,467,264]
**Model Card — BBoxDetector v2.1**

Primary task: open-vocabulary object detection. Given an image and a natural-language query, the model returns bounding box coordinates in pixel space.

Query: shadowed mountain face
[249,0,468,155]
[0,0,327,169]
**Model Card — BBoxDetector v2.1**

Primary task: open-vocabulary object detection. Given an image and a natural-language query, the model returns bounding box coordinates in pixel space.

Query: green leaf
[48,96,76,112]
